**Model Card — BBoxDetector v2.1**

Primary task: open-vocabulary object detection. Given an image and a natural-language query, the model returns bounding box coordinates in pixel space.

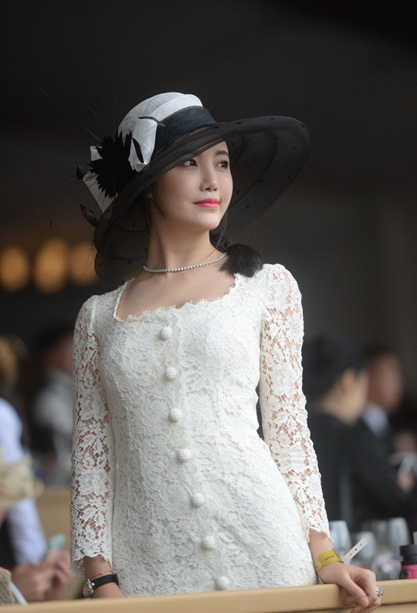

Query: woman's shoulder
[76,284,125,324]
[252,262,300,291]
[242,263,301,312]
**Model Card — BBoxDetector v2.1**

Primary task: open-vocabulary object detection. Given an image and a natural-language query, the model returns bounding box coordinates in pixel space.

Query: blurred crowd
[303,334,417,578]
[0,328,73,603]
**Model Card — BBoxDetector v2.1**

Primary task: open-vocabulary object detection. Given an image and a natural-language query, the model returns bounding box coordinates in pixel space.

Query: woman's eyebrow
[215,149,229,157]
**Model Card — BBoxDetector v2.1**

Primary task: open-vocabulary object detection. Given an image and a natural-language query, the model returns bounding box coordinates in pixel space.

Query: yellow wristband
[314,550,343,573]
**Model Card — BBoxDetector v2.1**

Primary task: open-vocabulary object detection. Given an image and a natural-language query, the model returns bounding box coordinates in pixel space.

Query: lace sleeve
[259,265,329,538]
[71,296,115,575]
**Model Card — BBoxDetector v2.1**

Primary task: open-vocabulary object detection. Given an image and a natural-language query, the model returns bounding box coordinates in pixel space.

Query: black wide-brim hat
[79,93,309,284]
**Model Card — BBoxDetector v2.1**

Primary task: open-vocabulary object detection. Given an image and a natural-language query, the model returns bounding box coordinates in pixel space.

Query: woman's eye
[183,159,196,167]
[218,160,229,169]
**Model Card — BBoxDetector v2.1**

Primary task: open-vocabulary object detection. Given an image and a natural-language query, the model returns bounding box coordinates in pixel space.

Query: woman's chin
[184,213,225,233]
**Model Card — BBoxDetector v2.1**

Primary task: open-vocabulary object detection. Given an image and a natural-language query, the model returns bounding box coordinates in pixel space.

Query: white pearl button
[202,536,216,550]
[177,448,192,463]
[168,408,182,422]
[159,326,172,340]
[215,576,230,590]
[190,493,205,507]
[165,367,177,381]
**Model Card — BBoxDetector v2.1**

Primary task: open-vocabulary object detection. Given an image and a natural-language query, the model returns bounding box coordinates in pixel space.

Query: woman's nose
[201,170,218,191]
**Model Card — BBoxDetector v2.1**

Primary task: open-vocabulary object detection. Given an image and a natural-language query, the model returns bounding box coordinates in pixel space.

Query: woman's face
[147,142,233,233]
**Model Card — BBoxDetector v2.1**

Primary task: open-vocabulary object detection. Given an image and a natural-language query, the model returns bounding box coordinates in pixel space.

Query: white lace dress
[71,263,329,596]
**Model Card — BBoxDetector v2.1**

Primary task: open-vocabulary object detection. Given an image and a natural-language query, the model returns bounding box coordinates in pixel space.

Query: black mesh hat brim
[94,116,309,284]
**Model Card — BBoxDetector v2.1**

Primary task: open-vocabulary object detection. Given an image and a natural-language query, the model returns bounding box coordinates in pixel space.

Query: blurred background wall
[1,0,416,395]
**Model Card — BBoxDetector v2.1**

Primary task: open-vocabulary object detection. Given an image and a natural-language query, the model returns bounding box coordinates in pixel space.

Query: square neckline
[112,273,242,323]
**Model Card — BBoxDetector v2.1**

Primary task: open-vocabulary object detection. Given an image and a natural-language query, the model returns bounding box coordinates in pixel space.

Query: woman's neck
[146,230,221,271]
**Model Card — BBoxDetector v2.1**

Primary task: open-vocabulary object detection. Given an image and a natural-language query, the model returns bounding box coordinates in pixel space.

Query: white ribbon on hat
[119,92,202,172]
[84,93,202,212]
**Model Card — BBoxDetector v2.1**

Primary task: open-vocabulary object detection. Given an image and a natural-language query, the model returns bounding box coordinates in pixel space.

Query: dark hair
[210,212,263,277]
[302,334,364,402]
[222,243,263,277]
[363,343,397,369]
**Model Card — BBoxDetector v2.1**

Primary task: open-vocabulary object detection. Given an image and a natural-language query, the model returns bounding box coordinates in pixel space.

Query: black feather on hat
[91,133,136,198]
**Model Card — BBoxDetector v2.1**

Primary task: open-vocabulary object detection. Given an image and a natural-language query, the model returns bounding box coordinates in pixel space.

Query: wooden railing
[1,580,416,612]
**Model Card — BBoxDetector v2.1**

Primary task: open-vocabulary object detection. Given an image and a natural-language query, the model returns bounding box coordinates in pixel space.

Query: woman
[72,92,380,610]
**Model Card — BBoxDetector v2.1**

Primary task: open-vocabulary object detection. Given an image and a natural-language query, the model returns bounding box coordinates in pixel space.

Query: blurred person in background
[0,334,47,568]
[351,345,417,532]
[303,334,367,529]
[0,446,70,603]
[362,346,417,484]
[29,326,74,485]
[361,345,404,455]
[0,335,70,601]
[389,395,417,493]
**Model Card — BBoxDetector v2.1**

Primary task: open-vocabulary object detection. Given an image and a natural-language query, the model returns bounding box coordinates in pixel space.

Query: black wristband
[82,573,119,597]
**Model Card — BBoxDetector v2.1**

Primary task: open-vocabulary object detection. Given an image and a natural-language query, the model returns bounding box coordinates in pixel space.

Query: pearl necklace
[143,252,227,273]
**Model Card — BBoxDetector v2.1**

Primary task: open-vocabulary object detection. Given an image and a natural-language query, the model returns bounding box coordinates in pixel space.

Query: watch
[82,573,119,598]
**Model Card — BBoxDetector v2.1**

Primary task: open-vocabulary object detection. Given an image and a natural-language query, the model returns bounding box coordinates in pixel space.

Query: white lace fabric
[259,267,329,537]
[71,263,329,596]
[71,300,116,568]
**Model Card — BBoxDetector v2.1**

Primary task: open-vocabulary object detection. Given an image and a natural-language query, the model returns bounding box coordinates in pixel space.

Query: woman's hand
[318,562,381,613]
